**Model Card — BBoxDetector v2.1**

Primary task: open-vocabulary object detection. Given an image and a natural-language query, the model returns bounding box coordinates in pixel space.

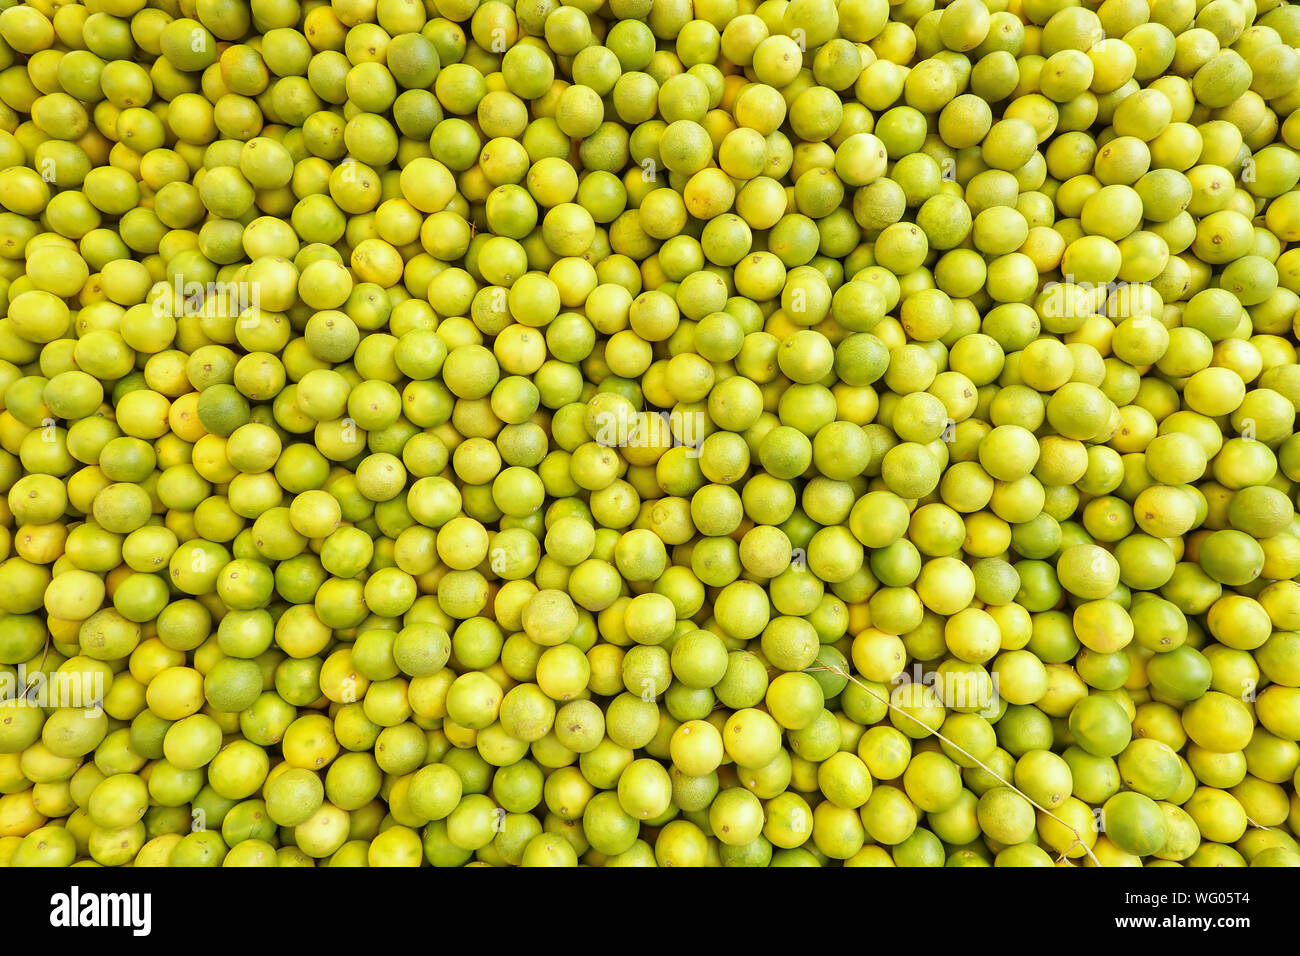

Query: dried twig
[20,635,51,703]
[816,662,1104,868]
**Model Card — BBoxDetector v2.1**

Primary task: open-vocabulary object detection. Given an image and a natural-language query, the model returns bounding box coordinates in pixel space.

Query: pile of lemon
[1,0,1300,867]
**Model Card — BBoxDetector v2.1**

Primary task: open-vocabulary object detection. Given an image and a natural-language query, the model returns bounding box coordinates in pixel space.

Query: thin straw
[816,662,1105,868]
